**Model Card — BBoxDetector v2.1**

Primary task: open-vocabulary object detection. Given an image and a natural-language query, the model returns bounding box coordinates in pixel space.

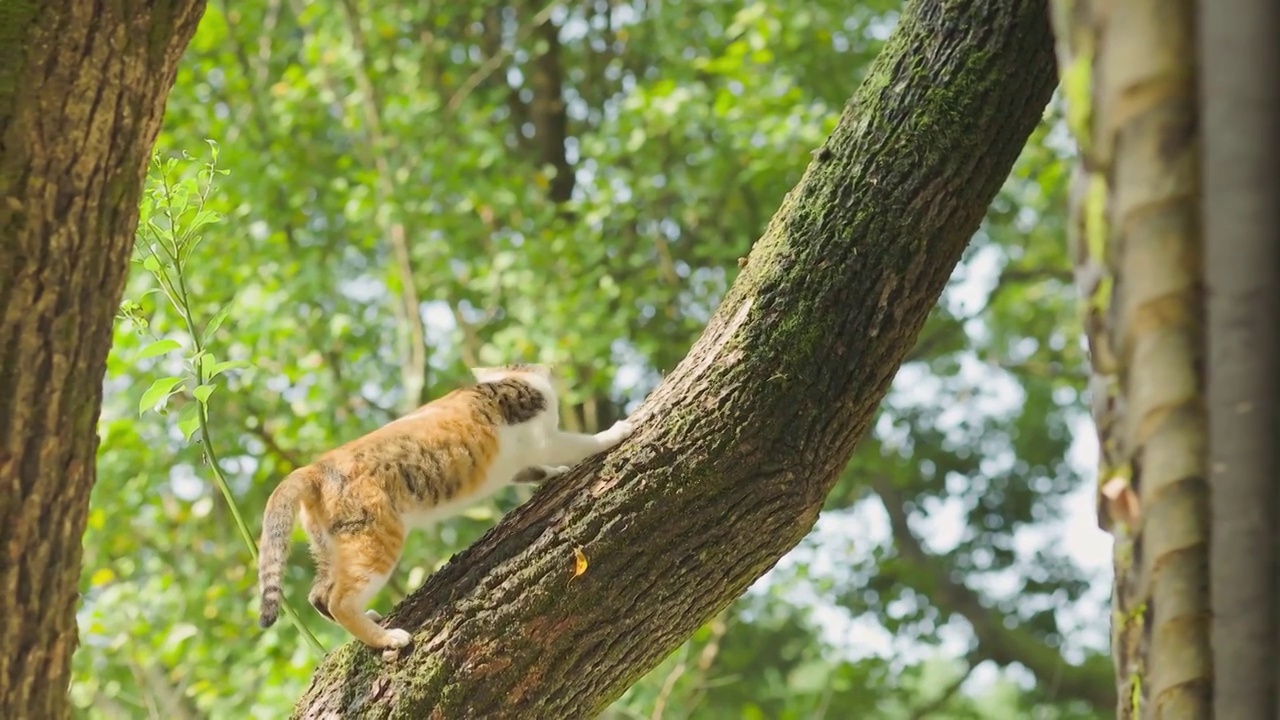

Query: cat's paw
[379,627,413,661]
[381,628,412,649]
[604,420,634,446]
[365,609,384,622]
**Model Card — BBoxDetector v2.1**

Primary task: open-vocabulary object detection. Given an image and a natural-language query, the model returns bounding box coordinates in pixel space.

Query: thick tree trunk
[0,2,206,717]
[1200,0,1280,715]
[292,0,1058,716]
[1054,0,1211,717]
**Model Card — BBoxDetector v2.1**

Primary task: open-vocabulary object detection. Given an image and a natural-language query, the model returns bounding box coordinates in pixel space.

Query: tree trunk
[292,0,1058,715]
[1054,0,1211,716]
[0,2,206,717]
[1200,0,1280,715]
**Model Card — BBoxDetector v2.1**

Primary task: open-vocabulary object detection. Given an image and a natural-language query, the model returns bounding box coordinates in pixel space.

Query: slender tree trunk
[1200,0,1280,715]
[292,0,1058,715]
[0,2,206,717]
[1054,0,1211,716]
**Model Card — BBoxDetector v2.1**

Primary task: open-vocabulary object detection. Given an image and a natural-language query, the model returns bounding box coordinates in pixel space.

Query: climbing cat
[256,363,634,650]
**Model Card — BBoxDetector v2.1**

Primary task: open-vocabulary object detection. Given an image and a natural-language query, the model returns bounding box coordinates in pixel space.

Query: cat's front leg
[543,420,635,467]
[512,465,572,484]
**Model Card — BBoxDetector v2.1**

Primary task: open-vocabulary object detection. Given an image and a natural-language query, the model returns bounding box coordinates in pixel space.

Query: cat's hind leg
[308,572,334,622]
[301,509,336,622]
[326,517,410,652]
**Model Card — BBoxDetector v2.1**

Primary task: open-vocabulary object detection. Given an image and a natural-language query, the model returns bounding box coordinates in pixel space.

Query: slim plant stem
[142,149,327,657]
[195,406,326,656]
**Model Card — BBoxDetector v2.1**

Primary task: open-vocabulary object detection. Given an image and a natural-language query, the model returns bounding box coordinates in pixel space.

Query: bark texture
[1054,0,1211,716]
[293,0,1057,716]
[0,2,206,717]
[1200,0,1280,715]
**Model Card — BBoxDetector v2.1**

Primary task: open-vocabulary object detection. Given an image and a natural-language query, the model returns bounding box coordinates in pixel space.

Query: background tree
[76,0,1116,717]
[1053,0,1213,716]
[1200,0,1280,716]
[0,3,206,718]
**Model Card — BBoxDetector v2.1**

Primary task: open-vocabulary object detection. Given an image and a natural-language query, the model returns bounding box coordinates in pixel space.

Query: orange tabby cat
[256,363,634,650]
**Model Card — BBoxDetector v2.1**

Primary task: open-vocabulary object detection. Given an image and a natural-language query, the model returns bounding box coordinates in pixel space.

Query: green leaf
[138,376,184,415]
[193,384,216,404]
[177,404,201,441]
[136,338,182,360]
[208,360,253,379]
[192,208,222,231]
[204,305,231,338]
[142,255,161,273]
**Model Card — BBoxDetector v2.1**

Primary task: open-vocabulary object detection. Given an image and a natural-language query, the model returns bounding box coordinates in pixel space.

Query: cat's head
[470,363,554,384]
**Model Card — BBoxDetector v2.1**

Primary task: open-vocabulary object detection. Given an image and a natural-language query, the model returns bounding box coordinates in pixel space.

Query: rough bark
[1053,0,1211,716]
[0,2,206,717]
[292,0,1057,715]
[1200,0,1280,715]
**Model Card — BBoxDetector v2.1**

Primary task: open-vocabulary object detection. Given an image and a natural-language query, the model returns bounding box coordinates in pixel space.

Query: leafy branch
[124,142,326,656]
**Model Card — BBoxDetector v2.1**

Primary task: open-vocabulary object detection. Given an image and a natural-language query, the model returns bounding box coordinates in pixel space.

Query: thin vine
[122,141,326,656]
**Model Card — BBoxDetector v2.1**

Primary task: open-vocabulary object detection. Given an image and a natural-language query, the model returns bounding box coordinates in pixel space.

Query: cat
[256,363,634,651]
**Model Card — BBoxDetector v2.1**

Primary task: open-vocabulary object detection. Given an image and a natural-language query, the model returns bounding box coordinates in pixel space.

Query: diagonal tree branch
[903,264,1075,364]
[445,2,563,118]
[870,477,1116,710]
[291,0,1059,715]
[906,651,979,720]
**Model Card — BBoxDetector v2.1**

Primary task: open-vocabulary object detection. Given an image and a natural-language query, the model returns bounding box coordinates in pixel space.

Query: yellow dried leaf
[571,547,588,580]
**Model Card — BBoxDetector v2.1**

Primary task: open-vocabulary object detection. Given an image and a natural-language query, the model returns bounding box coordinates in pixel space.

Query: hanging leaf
[193,383,216,404]
[137,338,182,360]
[177,403,201,441]
[571,547,589,580]
[138,376,184,415]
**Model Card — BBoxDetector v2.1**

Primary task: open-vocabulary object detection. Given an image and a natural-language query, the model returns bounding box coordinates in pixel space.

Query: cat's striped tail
[257,466,321,629]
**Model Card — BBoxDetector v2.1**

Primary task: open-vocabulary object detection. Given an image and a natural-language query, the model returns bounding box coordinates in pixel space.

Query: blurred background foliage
[74,0,1112,718]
